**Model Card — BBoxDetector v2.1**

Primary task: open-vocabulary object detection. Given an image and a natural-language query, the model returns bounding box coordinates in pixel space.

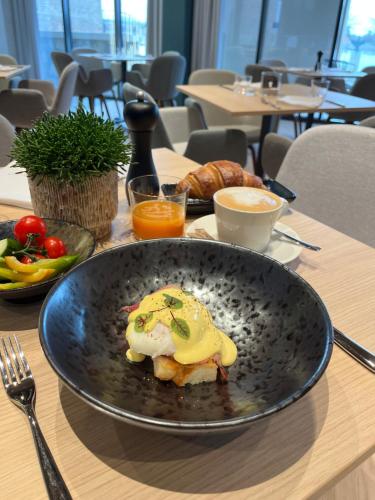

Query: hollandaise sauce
[125,287,237,366]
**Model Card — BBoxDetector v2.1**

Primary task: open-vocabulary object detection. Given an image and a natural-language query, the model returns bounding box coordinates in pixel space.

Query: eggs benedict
[124,286,237,386]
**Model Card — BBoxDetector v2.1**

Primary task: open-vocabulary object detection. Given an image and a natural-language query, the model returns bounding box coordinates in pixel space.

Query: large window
[260,0,341,67]
[35,0,148,83]
[217,0,262,73]
[335,0,375,71]
[70,0,116,53]
[121,0,148,56]
[36,0,65,82]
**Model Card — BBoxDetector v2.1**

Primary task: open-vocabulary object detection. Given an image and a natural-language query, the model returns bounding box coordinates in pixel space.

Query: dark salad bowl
[39,239,333,434]
[0,219,95,300]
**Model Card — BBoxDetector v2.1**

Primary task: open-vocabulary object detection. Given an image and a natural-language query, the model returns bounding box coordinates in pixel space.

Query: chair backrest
[123,82,173,149]
[0,54,17,65]
[188,69,236,86]
[51,51,74,76]
[184,129,248,166]
[277,125,375,247]
[261,133,292,179]
[51,62,79,115]
[359,115,375,128]
[245,64,272,82]
[0,114,16,167]
[350,73,375,101]
[159,105,205,145]
[260,59,286,68]
[362,66,375,75]
[71,47,103,73]
[147,53,186,100]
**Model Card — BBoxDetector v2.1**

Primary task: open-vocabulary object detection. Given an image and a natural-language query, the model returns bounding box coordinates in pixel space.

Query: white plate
[277,95,323,108]
[187,214,302,265]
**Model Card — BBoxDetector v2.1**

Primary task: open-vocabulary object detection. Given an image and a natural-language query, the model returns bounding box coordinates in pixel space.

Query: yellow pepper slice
[4,256,55,274]
[0,282,29,290]
[16,268,57,283]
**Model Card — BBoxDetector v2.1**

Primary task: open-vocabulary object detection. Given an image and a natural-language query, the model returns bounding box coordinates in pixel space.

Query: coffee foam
[217,188,280,212]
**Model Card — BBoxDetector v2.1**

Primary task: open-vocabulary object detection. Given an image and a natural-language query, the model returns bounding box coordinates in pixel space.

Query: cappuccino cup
[213,187,287,251]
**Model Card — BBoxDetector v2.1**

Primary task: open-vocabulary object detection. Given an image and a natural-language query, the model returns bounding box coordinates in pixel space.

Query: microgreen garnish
[163,293,183,309]
[134,312,153,332]
[170,310,190,339]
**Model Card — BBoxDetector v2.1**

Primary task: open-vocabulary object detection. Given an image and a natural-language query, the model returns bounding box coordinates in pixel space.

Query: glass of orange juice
[128,175,188,240]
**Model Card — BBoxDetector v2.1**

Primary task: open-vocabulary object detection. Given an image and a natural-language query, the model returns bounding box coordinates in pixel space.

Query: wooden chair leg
[101,95,111,119]
[111,89,121,119]
[88,96,95,113]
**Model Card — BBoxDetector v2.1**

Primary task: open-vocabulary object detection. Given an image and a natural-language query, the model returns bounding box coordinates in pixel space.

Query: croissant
[176,160,264,200]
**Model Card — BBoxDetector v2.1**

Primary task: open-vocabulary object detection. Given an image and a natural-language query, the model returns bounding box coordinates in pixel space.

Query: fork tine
[8,337,24,380]
[0,348,9,387]
[14,335,31,377]
[2,338,17,384]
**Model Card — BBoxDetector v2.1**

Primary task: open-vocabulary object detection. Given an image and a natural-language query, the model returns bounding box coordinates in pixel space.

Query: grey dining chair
[51,51,115,117]
[188,69,263,165]
[260,59,289,83]
[126,53,186,106]
[0,62,79,129]
[359,115,375,128]
[362,66,375,75]
[261,133,292,179]
[123,82,248,166]
[0,114,16,167]
[71,47,121,112]
[277,125,375,247]
[329,73,375,123]
[245,64,273,82]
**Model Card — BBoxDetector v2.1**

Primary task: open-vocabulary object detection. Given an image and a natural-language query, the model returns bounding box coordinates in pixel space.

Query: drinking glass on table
[260,71,282,96]
[311,79,330,103]
[234,75,254,95]
[128,175,188,239]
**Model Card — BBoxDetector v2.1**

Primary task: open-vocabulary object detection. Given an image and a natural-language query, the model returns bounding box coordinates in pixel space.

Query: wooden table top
[177,84,375,116]
[79,53,154,63]
[0,64,31,80]
[0,148,374,499]
[273,67,366,79]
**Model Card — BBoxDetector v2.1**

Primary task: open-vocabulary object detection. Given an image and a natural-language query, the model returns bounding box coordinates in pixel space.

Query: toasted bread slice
[153,356,218,386]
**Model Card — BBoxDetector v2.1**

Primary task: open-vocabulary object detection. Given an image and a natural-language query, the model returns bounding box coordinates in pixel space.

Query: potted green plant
[11,107,132,239]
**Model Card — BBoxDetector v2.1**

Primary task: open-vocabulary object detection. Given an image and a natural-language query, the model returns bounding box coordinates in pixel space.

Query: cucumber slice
[0,238,22,257]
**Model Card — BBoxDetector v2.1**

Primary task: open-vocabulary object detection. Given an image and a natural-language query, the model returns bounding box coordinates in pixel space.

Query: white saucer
[187,215,302,265]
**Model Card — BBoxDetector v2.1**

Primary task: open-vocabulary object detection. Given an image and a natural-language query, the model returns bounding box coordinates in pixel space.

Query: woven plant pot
[28,171,118,240]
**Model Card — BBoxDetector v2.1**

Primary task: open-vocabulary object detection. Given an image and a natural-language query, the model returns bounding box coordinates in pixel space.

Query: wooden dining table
[0,64,31,80]
[177,84,375,178]
[272,67,366,80]
[0,148,374,499]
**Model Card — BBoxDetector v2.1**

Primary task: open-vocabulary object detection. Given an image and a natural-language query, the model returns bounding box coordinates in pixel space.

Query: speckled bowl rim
[39,238,333,431]
[0,218,96,298]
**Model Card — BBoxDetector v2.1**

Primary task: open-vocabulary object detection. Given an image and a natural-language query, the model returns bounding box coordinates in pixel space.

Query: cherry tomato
[14,216,47,246]
[43,237,67,258]
[20,255,33,264]
[34,253,46,260]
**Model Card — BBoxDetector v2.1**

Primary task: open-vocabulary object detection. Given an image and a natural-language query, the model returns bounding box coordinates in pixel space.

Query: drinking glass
[128,175,188,240]
[311,79,330,102]
[260,71,282,96]
[233,74,253,95]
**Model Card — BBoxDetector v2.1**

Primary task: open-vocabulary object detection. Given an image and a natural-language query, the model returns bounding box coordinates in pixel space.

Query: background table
[0,148,374,499]
[0,64,30,80]
[273,67,366,79]
[177,84,375,177]
[79,53,154,82]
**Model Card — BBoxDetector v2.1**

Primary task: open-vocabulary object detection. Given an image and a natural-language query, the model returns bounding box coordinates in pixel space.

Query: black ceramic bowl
[39,239,333,434]
[0,219,95,300]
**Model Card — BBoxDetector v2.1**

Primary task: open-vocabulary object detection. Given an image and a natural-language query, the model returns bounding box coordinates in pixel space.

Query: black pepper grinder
[314,50,324,71]
[124,91,159,203]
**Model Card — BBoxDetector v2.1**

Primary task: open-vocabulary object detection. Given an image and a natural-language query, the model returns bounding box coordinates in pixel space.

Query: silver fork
[0,336,72,500]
